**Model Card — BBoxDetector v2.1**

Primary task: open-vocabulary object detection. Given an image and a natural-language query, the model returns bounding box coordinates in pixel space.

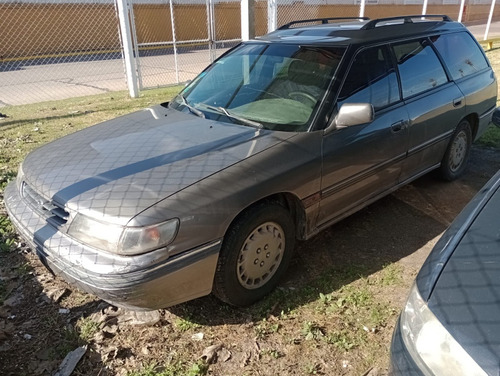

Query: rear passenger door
[394,38,466,183]
[318,45,408,227]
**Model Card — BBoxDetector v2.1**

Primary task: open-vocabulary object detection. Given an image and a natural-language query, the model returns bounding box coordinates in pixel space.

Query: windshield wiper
[205,105,262,129]
[178,95,205,118]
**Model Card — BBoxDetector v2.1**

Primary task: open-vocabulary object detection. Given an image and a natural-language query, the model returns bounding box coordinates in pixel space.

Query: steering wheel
[288,91,316,107]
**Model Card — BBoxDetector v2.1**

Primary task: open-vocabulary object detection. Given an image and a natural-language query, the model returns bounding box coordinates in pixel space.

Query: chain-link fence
[1,0,500,108]
[132,0,241,89]
[0,0,125,107]
[277,0,358,26]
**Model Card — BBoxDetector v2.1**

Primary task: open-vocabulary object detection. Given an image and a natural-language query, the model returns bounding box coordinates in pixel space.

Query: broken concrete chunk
[54,345,87,376]
[116,310,161,326]
[200,344,228,364]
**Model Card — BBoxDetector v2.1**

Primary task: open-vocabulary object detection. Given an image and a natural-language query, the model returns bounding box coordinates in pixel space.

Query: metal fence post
[268,0,277,32]
[422,0,428,15]
[169,0,180,84]
[359,0,366,18]
[484,0,496,40]
[242,0,255,41]
[207,0,216,62]
[128,1,143,90]
[458,0,466,22]
[116,0,139,98]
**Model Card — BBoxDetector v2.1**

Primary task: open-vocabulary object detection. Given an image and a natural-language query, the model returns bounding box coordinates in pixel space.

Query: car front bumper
[4,181,221,310]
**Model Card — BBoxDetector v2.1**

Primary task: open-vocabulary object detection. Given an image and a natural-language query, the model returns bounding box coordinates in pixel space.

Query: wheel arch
[226,192,307,243]
[464,113,479,140]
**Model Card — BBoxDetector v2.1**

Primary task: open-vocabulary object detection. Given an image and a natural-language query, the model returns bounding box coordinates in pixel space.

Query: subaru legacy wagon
[4,15,497,309]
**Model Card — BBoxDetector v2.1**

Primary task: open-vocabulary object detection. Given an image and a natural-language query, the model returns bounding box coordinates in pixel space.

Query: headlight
[400,283,487,376]
[68,214,179,256]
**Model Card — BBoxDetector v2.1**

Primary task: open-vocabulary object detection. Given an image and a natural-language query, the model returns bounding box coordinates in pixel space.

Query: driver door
[317,45,409,228]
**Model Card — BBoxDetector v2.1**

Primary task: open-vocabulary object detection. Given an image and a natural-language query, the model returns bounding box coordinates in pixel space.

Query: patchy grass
[174,317,201,332]
[77,317,101,342]
[126,359,208,376]
[0,215,16,253]
[478,125,500,148]
[379,263,404,286]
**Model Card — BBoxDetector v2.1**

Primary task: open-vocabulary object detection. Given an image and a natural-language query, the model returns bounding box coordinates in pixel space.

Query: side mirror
[325,103,374,134]
[492,107,500,128]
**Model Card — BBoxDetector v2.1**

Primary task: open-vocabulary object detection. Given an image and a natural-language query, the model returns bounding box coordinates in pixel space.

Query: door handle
[391,120,406,132]
[453,97,463,107]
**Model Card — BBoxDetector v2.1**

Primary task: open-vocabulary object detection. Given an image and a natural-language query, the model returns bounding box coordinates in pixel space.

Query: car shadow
[167,145,500,325]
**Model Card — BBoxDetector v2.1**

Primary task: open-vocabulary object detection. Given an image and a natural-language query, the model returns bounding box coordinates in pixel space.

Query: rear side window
[392,39,448,98]
[338,45,400,111]
[432,32,489,80]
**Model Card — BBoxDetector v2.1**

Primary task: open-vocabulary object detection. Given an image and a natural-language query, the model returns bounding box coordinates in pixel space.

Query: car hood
[426,179,500,375]
[22,105,292,225]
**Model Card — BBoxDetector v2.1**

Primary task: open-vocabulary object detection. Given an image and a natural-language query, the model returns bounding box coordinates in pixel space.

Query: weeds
[187,360,209,376]
[304,363,321,374]
[16,262,32,276]
[127,362,173,376]
[0,215,16,253]
[77,317,100,342]
[53,326,81,359]
[255,318,280,339]
[127,359,207,376]
[380,263,403,286]
[302,321,324,341]
[174,317,201,332]
[326,330,358,351]
[477,124,500,148]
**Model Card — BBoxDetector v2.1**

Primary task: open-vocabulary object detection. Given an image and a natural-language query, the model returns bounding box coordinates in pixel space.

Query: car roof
[257,15,467,46]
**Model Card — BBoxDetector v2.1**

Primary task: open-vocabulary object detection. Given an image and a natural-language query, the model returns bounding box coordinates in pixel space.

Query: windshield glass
[170,43,345,132]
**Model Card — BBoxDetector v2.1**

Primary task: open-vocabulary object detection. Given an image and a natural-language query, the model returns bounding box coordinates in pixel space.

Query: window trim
[390,37,450,100]
[335,43,403,114]
[430,31,491,82]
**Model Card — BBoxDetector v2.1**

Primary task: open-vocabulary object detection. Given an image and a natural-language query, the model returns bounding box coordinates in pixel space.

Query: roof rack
[278,17,370,30]
[361,15,453,30]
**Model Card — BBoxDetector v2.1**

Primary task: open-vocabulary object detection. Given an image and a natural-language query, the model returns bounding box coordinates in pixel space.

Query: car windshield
[169,43,345,132]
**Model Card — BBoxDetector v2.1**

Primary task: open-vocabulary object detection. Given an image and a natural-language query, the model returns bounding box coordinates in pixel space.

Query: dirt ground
[1,144,500,376]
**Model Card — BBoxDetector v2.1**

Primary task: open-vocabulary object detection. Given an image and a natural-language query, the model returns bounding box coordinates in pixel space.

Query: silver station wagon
[4,15,497,309]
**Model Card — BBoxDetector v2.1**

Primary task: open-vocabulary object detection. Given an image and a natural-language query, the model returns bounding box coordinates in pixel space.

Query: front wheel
[437,119,472,181]
[213,203,295,307]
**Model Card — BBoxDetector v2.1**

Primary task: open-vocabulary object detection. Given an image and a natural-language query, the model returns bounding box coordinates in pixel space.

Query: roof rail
[361,15,453,30]
[278,17,370,30]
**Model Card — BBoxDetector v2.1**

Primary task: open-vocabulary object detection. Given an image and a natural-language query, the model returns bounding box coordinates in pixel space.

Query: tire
[437,119,472,181]
[213,202,295,307]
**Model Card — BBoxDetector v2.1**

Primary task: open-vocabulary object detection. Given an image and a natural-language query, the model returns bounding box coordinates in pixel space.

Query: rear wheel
[437,119,472,181]
[213,203,295,306]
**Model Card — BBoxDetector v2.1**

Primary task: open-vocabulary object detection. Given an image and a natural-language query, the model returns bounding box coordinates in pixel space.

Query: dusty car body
[4,15,498,309]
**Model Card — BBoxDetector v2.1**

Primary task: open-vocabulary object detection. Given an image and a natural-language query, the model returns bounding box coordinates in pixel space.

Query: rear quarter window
[431,32,489,80]
[392,39,448,98]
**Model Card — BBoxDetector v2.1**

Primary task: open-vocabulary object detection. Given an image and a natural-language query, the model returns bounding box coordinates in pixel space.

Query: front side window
[338,45,400,111]
[392,39,448,98]
[432,32,489,80]
[169,43,345,132]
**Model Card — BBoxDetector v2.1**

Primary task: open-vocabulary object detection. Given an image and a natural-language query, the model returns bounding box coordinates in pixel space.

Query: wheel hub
[237,222,285,289]
[449,130,467,172]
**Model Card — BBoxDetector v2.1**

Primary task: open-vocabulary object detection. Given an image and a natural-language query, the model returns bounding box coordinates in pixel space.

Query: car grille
[21,182,69,227]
